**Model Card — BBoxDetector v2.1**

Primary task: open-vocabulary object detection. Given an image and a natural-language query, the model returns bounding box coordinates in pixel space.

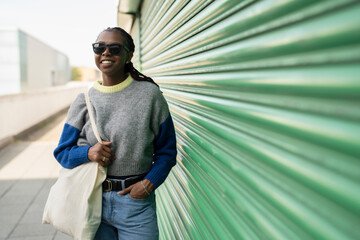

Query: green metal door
[130,0,360,239]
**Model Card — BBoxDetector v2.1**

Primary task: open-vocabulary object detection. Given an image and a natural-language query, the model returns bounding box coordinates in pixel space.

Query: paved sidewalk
[0,112,72,240]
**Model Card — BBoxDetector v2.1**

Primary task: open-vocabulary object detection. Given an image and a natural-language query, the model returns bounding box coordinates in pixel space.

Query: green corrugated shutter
[130,0,360,239]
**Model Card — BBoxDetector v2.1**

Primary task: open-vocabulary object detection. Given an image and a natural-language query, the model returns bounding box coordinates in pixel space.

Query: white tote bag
[42,92,106,240]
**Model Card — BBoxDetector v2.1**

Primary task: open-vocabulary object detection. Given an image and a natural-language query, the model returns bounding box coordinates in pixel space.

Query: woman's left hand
[118,179,154,199]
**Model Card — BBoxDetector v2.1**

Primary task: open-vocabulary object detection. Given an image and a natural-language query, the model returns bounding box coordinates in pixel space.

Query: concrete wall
[54,52,70,86]
[0,28,21,95]
[25,33,70,90]
[25,33,55,90]
[0,82,90,146]
[0,27,70,96]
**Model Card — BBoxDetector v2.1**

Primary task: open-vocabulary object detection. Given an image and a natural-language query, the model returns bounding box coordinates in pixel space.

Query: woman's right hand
[88,141,114,167]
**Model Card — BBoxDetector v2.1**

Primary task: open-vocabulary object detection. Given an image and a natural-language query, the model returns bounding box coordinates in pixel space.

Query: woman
[54,27,177,239]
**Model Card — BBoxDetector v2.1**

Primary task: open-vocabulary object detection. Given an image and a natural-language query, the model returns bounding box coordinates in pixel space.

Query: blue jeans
[94,191,159,240]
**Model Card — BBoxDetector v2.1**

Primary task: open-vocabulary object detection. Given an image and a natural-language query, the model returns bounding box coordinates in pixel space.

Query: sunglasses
[92,42,130,55]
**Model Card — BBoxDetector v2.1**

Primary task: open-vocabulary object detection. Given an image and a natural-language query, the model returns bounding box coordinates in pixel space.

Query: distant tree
[71,67,82,81]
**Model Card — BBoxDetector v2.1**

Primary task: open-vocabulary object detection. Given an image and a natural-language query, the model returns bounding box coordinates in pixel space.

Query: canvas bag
[42,91,106,240]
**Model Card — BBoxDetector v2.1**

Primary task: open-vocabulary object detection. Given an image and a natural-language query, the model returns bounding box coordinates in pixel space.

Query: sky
[0,0,118,68]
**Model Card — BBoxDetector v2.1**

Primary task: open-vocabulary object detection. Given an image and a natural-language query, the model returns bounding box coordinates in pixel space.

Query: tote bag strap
[84,91,103,144]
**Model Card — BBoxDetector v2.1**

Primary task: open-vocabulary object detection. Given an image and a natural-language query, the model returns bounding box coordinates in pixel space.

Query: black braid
[100,27,158,87]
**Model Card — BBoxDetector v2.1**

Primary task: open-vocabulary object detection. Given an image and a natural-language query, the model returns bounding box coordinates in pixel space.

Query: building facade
[0,27,70,96]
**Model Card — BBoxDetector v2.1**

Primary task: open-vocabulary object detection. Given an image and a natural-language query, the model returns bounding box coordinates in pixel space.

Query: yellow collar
[94,75,133,93]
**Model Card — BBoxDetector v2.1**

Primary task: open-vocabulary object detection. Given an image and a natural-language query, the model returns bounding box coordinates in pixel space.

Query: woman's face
[94,31,132,76]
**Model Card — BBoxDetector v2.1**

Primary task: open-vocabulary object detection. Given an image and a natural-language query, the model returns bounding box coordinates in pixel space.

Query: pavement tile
[19,209,43,225]
[8,236,54,240]
[53,231,73,240]
[25,199,46,214]
[0,223,16,239]
[0,193,33,206]
[0,203,28,225]
[9,222,56,238]
[0,180,13,197]
[7,180,45,196]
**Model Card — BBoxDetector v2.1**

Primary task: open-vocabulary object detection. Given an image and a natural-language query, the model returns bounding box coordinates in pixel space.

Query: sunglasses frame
[92,42,130,55]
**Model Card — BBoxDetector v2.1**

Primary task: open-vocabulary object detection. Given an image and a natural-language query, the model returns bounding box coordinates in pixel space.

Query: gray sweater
[54,75,177,187]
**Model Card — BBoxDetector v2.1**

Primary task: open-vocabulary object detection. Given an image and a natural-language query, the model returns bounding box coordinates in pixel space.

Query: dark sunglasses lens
[93,43,106,55]
[92,43,124,55]
[94,47,105,55]
[109,45,122,55]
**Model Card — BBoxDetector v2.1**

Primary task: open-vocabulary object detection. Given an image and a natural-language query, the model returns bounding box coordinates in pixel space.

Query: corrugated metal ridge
[153,67,360,98]
[172,119,356,239]
[158,171,217,239]
[141,0,212,55]
[168,104,360,239]
[142,0,356,68]
[166,91,359,201]
[146,45,360,76]
[141,0,190,42]
[143,4,360,75]
[161,86,360,126]
[172,138,265,240]
[135,0,360,239]
[156,76,360,120]
[141,0,255,62]
[140,0,164,36]
[141,0,185,46]
[158,166,258,239]
[165,87,360,158]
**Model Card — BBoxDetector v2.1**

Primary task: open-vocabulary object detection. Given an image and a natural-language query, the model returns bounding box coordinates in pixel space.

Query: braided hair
[99,27,158,87]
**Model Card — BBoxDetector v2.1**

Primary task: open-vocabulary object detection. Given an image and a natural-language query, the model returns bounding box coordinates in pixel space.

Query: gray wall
[0,27,70,96]
[0,28,21,95]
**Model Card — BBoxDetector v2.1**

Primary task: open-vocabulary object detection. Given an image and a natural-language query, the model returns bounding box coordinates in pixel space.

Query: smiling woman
[93,30,130,84]
[53,27,177,240]
[93,27,159,87]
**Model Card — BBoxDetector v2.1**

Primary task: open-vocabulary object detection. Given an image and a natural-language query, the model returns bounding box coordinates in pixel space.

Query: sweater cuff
[66,145,92,168]
[144,163,173,189]
[81,145,92,163]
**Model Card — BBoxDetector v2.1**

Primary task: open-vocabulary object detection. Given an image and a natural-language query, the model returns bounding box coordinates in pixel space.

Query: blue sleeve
[145,114,177,189]
[53,123,91,168]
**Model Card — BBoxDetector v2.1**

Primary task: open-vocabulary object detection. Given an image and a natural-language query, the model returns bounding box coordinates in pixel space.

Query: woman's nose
[102,47,111,56]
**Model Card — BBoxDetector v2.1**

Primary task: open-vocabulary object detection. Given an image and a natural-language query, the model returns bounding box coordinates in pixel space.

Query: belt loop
[121,180,125,190]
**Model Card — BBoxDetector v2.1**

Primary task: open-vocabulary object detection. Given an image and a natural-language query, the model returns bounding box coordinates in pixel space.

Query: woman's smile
[101,60,115,64]
[100,59,116,67]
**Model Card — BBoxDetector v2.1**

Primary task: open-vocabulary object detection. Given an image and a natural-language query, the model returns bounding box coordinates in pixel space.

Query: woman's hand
[88,141,114,167]
[118,179,154,199]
